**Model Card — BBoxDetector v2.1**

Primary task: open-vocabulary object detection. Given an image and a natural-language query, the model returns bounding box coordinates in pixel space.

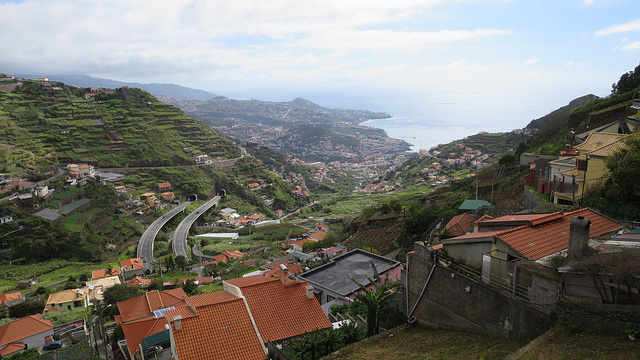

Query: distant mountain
[162,96,407,164]
[14,74,218,100]
[525,94,599,136]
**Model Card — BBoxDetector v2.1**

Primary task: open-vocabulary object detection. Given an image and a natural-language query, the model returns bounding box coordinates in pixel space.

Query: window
[326,295,336,302]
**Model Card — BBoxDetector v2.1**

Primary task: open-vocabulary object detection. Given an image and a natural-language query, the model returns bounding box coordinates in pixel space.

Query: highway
[172,196,221,260]
[137,201,192,269]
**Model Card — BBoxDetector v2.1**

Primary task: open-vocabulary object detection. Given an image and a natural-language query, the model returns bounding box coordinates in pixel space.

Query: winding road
[172,196,221,260]
[137,201,192,269]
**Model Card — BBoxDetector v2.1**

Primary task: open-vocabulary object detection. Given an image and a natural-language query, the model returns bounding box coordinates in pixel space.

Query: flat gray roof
[300,249,401,297]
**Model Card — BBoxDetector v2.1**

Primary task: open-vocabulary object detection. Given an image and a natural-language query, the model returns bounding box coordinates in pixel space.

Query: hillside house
[45,288,89,313]
[116,288,189,359]
[0,315,54,357]
[441,208,621,272]
[85,276,120,302]
[299,249,402,311]
[157,182,171,191]
[91,268,120,280]
[218,207,237,220]
[444,213,474,237]
[0,216,13,224]
[125,276,151,289]
[160,192,175,201]
[120,258,145,280]
[194,154,212,165]
[554,133,626,205]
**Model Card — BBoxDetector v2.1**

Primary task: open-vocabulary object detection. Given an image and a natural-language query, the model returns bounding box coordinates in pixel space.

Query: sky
[1,0,640,145]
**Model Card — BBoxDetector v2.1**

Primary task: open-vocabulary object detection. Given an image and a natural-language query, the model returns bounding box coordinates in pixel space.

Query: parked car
[43,341,62,351]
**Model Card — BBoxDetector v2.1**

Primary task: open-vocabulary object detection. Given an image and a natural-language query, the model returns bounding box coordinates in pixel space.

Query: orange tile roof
[574,132,625,153]
[444,213,474,236]
[121,316,169,359]
[498,208,620,260]
[449,208,621,260]
[264,262,302,279]
[224,276,332,342]
[0,292,21,305]
[116,289,188,323]
[92,268,120,279]
[0,315,54,349]
[120,258,144,271]
[480,212,564,226]
[0,342,25,356]
[167,292,265,360]
[126,276,152,287]
[309,230,327,241]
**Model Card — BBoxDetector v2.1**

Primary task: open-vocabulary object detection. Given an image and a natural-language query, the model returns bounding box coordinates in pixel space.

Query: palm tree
[349,261,402,337]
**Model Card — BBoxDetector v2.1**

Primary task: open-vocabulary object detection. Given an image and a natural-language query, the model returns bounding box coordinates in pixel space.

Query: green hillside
[0,78,239,177]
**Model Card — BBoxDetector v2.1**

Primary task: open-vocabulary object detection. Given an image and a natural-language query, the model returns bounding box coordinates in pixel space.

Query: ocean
[360,117,489,153]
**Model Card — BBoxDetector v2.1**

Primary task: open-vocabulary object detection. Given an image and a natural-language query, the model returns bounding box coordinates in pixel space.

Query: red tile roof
[444,213,474,236]
[0,292,22,305]
[167,292,266,360]
[0,342,25,356]
[309,230,327,241]
[92,268,120,279]
[449,208,621,260]
[264,262,302,278]
[120,258,144,271]
[224,276,331,342]
[116,288,188,323]
[121,317,168,359]
[0,315,53,351]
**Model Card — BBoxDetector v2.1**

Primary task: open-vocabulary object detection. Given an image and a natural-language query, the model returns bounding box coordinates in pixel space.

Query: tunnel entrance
[188,194,198,202]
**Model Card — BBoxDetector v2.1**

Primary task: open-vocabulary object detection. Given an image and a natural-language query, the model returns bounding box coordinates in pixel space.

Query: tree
[149,278,164,291]
[604,133,640,205]
[181,279,198,295]
[187,237,196,258]
[349,261,403,337]
[102,284,145,317]
[10,298,45,318]
[175,255,187,271]
[163,255,175,271]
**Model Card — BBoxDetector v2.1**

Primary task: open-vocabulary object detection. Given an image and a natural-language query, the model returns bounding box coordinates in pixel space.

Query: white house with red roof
[120,258,145,280]
[0,315,54,357]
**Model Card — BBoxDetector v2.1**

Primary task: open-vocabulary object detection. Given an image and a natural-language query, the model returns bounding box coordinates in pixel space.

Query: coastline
[360,117,487,153]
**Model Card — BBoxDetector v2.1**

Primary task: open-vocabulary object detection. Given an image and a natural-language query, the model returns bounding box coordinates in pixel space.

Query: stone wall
[523,187,545,210]
[407,243,556,341]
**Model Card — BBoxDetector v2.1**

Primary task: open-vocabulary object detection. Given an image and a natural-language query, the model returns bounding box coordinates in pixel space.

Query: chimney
[305,285,314,299]
[173,315,182,331]
[567,216,590,260]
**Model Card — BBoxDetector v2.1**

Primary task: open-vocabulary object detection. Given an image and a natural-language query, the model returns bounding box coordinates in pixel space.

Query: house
[44,288,89,313]
[33,185,48,197]
[207,250,244,265]
[194,154,212,165]
[444,213,474,237]
[263,262,302,278]
[0,292,22,305]
[299,249,402,310]
[223,276,332,343]
[91,268,120,280]
[120,258,145,280]
[309,230,328,242]
[318,246,346,258]
[275,209,284,218]
[116,288,189,359]
[157,182,171,191]
[0,315,54,357]
[160,192,175,201]
[288,239,314,252]
[126,276,152,289]
[316,224,329,232]
[555,133,627,205]
[0,216,13,224]
[164,292,266,360]
[78,164,95,176]
[85,276,120,302]
[218,207,237,220]
[459,199,492,211]
[441,208,622,270]
[248,182,260,190]
[114,185,127,193]
[249,213,265,223]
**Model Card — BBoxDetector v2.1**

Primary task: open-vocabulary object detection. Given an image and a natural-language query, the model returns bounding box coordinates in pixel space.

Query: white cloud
[616,41,640,51]
[565,61,585,66]
[583,0,594,5]
[522,58,540,65]
[595,18,640,36]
